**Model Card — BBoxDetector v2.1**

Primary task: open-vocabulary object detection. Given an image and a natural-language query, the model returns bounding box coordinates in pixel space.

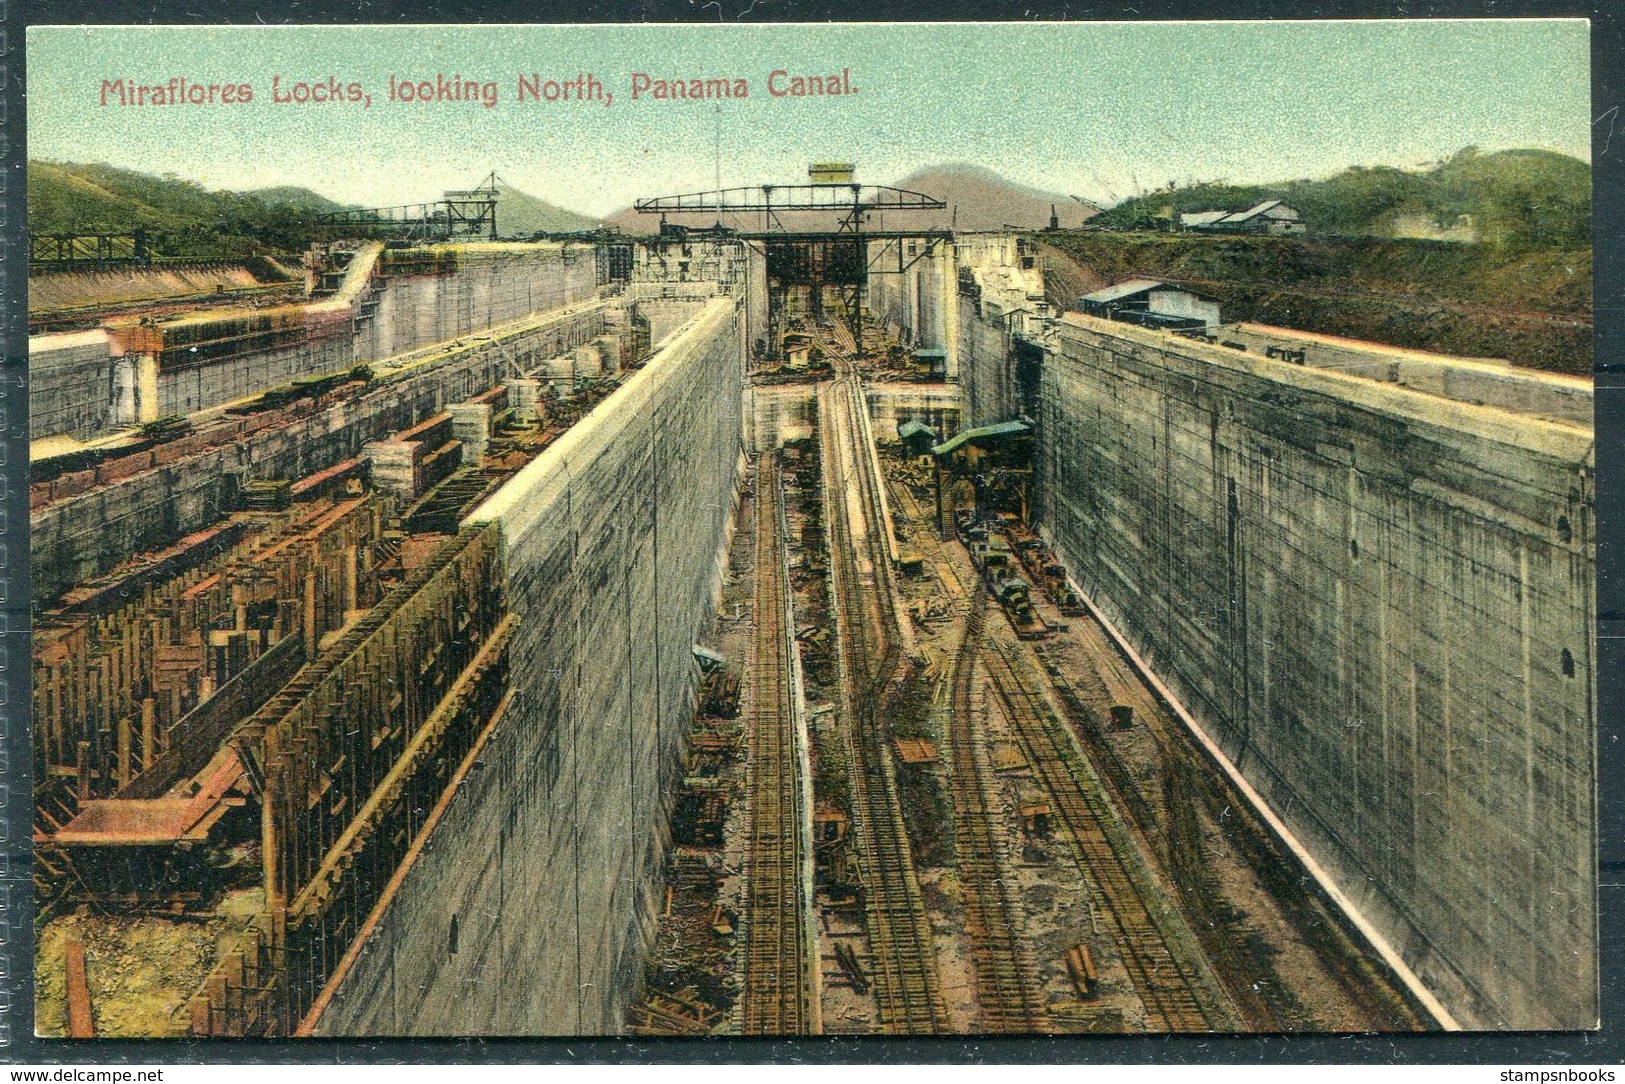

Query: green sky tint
[27,21,1591,217]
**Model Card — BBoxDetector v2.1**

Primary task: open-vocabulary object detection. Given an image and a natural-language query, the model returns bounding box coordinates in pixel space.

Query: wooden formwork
[33,493,389,832]
[189,522,512,1036]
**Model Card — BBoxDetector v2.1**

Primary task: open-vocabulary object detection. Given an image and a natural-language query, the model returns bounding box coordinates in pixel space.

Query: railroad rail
[740,456,818,1035]
[1037,643,1292,1029]
[946,596,1050,1032]
[820,357,949,1034]
[982,638,1227,1032]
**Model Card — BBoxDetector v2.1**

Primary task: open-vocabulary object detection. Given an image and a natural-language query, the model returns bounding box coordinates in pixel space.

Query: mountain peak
[601,162,1089,234]
[492,182,601,236]
[887,163,1088,231]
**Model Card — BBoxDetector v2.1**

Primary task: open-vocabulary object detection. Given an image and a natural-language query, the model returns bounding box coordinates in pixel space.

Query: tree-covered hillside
[29,160,349,256]
[29,161,605,256]
[1089,148,1590,250]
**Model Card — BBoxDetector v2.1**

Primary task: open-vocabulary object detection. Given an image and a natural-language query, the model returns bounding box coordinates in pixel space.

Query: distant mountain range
[30,158,1083,252]
[31,149,1583,261]
[891,164,1094,232]
[492,182,601,236]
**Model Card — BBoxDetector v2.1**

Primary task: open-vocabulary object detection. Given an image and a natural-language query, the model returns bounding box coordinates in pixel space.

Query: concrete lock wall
[362,244,600,362]
[636,298,712,350]
[864,384,962,447]
[957,290,1024,425]
[29,330,114,441]
[867,240,958,374]
[316,296,746,1036]
[28,243,599,445]
[31,305,610,603]
[953,236,1049,425]
[154,318,353,420]
[1215,322,1593,428]
[1035,313,1596,1029]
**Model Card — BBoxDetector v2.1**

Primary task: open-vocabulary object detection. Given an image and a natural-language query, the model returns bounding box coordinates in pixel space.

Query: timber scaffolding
[31,362,637,1031]
[199,521,512,1036]
[32,290,638,1037]
[33,490,389,850]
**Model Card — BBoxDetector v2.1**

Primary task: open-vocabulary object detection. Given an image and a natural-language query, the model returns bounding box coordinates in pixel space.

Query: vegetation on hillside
[1039,231,1592,374]
[1044,232,1590,315]
[493,183,601,236]
[28,161,601,257]
[29,160,347,256]
[1089,148,1590,250]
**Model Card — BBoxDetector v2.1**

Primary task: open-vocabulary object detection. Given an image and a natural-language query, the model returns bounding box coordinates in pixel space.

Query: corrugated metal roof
[1149,282,1221,303]
[1185,201,1299,227]
[1078,278,1167,304]
[1221,199,1283,223]
[931,418,1034,456]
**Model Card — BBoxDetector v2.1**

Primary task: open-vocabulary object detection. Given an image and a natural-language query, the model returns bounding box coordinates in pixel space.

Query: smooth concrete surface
[1035,312,1596,1029]
[29,330,113,441]
[30,243,599,444]
[954,235,1052,424]
[316,297,746,1035]
[1219,322,1593,426]
[868,238,959,375]
[32,305,609,603]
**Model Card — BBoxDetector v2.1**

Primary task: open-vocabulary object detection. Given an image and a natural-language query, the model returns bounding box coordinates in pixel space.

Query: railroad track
[982,638,1225,1032]
[823,320,859,359]
[1038,644,1298,1030]
[740,456,817,1035]
[820,363,949,1034]
[946,596,1050,1032]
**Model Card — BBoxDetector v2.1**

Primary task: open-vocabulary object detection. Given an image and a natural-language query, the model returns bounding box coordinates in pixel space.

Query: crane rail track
[945,596,1050,1032]
[982,638,1224,1032]
[740,456,818,1034]
[820,357,949,1034]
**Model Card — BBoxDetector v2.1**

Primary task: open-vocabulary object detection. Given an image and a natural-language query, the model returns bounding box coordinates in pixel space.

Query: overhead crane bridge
[635,168,952,355]
[319,172,502,243]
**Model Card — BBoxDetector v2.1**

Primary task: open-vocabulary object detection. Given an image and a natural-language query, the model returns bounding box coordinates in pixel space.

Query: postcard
[21,19,1596,1040]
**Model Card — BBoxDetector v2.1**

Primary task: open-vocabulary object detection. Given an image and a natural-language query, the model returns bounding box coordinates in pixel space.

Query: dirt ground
[36,888,264,1038]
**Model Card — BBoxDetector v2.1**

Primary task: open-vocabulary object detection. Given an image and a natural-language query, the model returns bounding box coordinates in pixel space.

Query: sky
[26,21,1593,218]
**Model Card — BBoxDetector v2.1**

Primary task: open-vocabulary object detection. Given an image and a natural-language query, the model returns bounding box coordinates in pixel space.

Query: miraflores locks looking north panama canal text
[96,68,861,109]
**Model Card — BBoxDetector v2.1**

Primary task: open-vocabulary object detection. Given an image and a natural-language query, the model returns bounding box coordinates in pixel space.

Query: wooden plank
[65,940,95,1038]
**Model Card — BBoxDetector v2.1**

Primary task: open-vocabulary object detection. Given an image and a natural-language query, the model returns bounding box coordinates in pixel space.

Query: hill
[29,162,608,253]
[602,162,1089,234]
[1039,231,1592,374]
[890,163,1090,232]
[244,186,349,213]
[28,160,349,256]
[494,182,602,236]
[1088,148,1590,249]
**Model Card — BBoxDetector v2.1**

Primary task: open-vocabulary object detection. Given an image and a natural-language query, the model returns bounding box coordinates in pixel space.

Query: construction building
[1180,199,1308,235]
